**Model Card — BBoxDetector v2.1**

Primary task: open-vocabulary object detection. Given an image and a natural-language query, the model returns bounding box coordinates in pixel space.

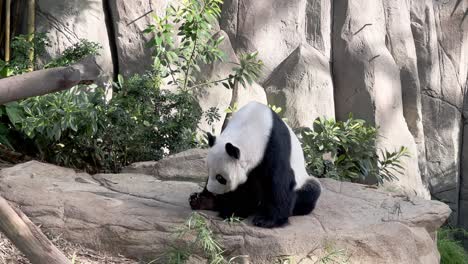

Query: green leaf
[5,102,24,125]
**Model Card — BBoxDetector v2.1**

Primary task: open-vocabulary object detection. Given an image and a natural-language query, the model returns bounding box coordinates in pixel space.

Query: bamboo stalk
[0,0,4,50]
[5,0,10,62]
[27,0,35,71]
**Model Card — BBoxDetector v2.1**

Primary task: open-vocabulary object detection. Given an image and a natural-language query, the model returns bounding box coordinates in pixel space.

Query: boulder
[122,148,209,183]
[35,0,114,83]
[220,0,332,83]
[264,44,334,128]
[332,0,430,199]
[0,158,450,263]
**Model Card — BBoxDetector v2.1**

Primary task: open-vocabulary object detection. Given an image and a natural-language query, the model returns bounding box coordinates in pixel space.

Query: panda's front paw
[189,191,216,210]
[252,214,288,228]
[189,192,202,209]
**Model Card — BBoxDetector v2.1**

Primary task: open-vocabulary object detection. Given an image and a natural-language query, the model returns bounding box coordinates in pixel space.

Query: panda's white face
[206,142,248,194]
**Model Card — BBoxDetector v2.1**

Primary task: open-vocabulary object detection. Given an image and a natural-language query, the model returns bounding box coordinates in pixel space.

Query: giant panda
[189,101,321,228]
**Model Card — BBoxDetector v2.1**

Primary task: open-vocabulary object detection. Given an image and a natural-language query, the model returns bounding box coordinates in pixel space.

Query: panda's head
[205,132,248,194]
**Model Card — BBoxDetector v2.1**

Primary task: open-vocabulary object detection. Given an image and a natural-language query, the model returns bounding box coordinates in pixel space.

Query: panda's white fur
[206,102,309,194]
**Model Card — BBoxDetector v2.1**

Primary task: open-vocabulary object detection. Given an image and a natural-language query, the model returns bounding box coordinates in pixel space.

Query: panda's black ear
[207,132,216,147]
[225,143,240,159]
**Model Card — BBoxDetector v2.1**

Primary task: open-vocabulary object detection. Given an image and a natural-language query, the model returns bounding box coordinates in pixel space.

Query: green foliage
[155,213,232,264]
[45,39,102,68]
[0,35,100,154]
[0,33,48,77]
[301,114,409,184]
[144,0,262,92]
[100,73,202,171]
[438,227,468,264]
[19,73,201,172]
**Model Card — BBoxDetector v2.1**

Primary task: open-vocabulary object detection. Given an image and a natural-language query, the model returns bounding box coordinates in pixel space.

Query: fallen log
[0,56,100,104]
[0,196,71,264]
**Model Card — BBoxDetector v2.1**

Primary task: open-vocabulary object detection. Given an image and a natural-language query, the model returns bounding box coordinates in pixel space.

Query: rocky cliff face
[35,0,467,225]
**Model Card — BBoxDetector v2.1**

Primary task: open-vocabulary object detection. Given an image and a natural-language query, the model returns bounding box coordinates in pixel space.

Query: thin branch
[189,76,232,90]
[164,53,179,86]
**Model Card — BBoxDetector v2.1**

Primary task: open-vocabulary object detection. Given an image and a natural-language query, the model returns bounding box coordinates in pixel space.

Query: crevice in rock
[90,174,185,208]
[421,92,462,113]
[330,0,338,119]
[102,0,119,81]
[457,88,467,225]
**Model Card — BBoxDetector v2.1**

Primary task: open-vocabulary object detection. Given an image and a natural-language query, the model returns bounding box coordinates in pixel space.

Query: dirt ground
[0,231,139,264]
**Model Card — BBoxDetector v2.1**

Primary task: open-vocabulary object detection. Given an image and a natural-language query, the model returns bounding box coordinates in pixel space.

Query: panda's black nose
[216,174,227,185]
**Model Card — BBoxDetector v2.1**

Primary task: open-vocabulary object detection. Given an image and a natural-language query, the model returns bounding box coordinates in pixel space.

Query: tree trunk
[5,0,10,62]
[0,196,71,264]
[0,0,3,45]
[0,56,100,104]
[27,0,35,71]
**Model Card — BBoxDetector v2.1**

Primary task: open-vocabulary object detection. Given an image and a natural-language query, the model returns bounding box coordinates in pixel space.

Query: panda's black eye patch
[216,174,227,185]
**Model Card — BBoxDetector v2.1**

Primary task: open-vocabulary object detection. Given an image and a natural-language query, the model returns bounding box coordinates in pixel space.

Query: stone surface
[0,160,450,263]
[410,0,468,224]
[122,148,209,183]
[384,0,427,186]
[107,0,169,77]
[220,0,332,83]
[264,44,334,128]
[332,0,429,198]
[195,30,267,134]
[35,0,114,82]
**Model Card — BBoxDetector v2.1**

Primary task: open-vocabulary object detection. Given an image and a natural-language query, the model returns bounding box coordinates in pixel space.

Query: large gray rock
[332,0,429,199]
[122,148,209,183]
[410,0,468,224]
[0,160,450,263]
[264,44,334,128]
[35,0,114,82]
[220,0,332,83]
[108,0,170,77]
[383,0,427,186]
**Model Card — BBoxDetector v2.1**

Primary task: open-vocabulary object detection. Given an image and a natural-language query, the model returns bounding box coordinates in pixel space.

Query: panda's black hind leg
[293,178,321,216]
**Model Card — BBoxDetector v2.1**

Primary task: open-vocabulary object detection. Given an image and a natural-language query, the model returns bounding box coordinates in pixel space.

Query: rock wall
[35,0,468,224]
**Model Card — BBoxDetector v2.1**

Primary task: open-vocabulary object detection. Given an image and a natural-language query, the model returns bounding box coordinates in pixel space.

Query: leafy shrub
[0,33,48,77]
[300,115,409,184]
[438,227,468,264]
[0,36,101,156]
[19,73,202,173]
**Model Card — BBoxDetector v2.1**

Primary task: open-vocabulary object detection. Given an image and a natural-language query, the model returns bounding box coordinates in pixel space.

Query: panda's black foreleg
[252,169,296,228]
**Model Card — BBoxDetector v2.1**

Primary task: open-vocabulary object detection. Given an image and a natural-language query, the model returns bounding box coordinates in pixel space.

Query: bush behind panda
[189,102,321,228]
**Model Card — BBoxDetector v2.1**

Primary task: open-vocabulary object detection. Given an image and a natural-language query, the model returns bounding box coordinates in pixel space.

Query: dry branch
[0,196,71,264]
[0,56,100,104]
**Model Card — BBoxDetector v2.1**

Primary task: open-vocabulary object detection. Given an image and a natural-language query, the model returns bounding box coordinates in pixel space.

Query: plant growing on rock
[156,212,246,264]
[300,114,409,185]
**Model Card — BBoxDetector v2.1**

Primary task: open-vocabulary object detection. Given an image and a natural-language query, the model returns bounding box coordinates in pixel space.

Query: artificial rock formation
[33,0,468,226]
[36,0,114,83]
[0,153,450,263]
